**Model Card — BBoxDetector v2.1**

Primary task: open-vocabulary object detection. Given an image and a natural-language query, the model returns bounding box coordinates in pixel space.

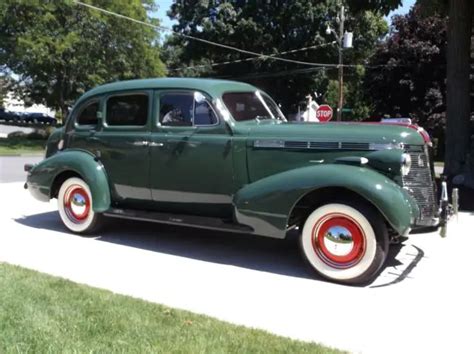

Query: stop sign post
[316,105,333,122]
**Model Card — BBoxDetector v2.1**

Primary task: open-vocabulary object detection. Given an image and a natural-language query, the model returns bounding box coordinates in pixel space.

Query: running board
[103,208,253,234]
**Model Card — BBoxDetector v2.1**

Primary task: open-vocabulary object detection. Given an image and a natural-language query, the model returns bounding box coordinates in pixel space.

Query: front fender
[26,150,111,212]
[233,164,419,238]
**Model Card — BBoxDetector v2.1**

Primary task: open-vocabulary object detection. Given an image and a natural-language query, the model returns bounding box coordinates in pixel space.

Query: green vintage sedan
[25,78,442,285]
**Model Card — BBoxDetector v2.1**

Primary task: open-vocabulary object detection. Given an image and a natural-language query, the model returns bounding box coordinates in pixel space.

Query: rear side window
[76,102,99,125]
[106,94,148,126]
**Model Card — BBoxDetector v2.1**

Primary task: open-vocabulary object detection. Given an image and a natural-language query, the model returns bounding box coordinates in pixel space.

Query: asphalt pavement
[0,124,35,138]
[0,156,43,182]
[1,170,473,353]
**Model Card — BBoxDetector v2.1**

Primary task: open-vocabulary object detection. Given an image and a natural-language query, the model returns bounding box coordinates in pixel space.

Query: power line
[215,66,329,80]
[73,1,343,68]
[73,1,408,71]
[168,41,337,72]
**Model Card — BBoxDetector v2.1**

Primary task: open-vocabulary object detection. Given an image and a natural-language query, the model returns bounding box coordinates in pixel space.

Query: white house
[3,91,55,116]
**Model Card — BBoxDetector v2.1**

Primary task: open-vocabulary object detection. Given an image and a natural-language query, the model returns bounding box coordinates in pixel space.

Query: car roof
[78,78,257,104]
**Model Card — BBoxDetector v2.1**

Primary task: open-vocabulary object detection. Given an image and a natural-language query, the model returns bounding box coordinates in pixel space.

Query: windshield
[222,91,286,122]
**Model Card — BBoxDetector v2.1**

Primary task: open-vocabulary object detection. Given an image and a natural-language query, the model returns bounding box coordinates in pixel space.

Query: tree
[364,6,447,132]
[0,76,8,108]
[444,0,473,183]
[416,0,474,182]
[163,0,390,116]
[0,0,165,119]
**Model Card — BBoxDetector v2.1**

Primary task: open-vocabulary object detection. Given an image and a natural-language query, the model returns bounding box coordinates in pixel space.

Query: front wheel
[300,202,389,285]
[57,177,104,234]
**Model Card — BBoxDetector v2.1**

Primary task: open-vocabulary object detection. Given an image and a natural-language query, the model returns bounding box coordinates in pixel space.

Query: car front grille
[402,145,438,226]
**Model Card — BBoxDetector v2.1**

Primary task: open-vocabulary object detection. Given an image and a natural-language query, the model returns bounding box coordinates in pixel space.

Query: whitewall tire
[57,177,104,234]
[300,202,388,285]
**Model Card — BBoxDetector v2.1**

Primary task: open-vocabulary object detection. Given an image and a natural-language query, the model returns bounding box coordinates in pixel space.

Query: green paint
[26,78,434,238]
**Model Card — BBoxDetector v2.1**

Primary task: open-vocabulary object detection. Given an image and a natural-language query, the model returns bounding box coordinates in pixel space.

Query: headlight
[401,153,411,176]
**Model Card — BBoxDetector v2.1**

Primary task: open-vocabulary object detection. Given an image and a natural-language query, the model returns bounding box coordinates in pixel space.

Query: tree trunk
[444,0,473,181]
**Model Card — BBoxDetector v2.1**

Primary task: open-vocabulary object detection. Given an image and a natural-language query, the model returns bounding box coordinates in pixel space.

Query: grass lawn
[0,263,341,353]
[0,138,45,156]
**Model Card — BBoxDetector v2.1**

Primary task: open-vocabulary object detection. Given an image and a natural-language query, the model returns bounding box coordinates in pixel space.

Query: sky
[151,0,175,28]
[152,0,417,29]
[386,0,416,19]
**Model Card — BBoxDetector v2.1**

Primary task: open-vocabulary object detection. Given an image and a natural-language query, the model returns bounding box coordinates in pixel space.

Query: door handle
[149,142,164,147]
[130,141,149,147]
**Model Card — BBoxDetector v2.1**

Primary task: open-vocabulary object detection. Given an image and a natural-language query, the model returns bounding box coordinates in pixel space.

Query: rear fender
[26,150,111,212]
[233,164,419,238]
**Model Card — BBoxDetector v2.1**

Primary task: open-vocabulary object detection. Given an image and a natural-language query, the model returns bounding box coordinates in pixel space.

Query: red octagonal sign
[316,105,333,122]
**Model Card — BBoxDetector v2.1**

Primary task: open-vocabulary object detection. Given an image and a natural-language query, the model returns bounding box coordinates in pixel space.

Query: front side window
[222,91,286,122]
[160,92,218,126]
[106,94,148,126]
[194,100,218,125]
[76,102,99,126]
[160,93,193,126]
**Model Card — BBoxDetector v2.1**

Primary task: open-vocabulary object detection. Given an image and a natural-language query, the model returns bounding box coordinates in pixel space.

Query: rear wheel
[57,177,104,234]
[300,201,388,285]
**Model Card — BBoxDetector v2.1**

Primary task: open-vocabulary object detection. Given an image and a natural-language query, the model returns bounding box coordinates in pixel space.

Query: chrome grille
[402,146,438,226]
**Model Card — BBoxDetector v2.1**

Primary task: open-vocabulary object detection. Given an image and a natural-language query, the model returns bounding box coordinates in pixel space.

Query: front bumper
[438,179,458,238]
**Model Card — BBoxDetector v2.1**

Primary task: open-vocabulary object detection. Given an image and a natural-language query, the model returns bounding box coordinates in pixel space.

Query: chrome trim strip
[253,140,404,151]
[254,139,285,148]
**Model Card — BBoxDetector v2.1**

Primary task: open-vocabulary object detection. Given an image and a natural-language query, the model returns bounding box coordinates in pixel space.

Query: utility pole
[326,5,351,122]
[337,5,344,122]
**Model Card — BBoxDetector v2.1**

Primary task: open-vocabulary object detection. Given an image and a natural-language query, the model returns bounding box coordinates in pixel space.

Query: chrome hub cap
[64,186,90,223]
[70,192,87,216]
[312,213,366,269]
[322,226,354,257]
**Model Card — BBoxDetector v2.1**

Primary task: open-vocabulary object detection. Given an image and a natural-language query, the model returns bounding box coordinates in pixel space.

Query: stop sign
[316,105,333,122]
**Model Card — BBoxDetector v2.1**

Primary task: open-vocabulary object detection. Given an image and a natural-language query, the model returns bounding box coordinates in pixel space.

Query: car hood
[234,120,426,147]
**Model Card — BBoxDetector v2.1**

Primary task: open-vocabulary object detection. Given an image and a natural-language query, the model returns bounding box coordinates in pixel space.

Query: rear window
[106,94,148,126]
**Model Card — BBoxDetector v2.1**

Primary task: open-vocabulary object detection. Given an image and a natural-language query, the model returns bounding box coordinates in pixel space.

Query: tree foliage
[0,76,8,108]
[163,0,389,116]
[0,0,165,118]
[364,6,447,131]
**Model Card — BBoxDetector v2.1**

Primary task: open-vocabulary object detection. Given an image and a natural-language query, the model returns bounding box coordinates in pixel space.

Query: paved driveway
[1,181,473,354]
[0,156,43,182]
[0,124,35,138]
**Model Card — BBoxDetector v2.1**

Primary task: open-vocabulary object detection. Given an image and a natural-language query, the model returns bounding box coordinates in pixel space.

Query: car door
[68,91,153,208]
[150,90,234,218]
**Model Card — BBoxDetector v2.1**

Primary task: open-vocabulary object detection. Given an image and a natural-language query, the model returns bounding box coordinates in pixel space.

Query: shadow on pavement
[15,211,313,279]
[15,210,64,231]
[14,211,422,284]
